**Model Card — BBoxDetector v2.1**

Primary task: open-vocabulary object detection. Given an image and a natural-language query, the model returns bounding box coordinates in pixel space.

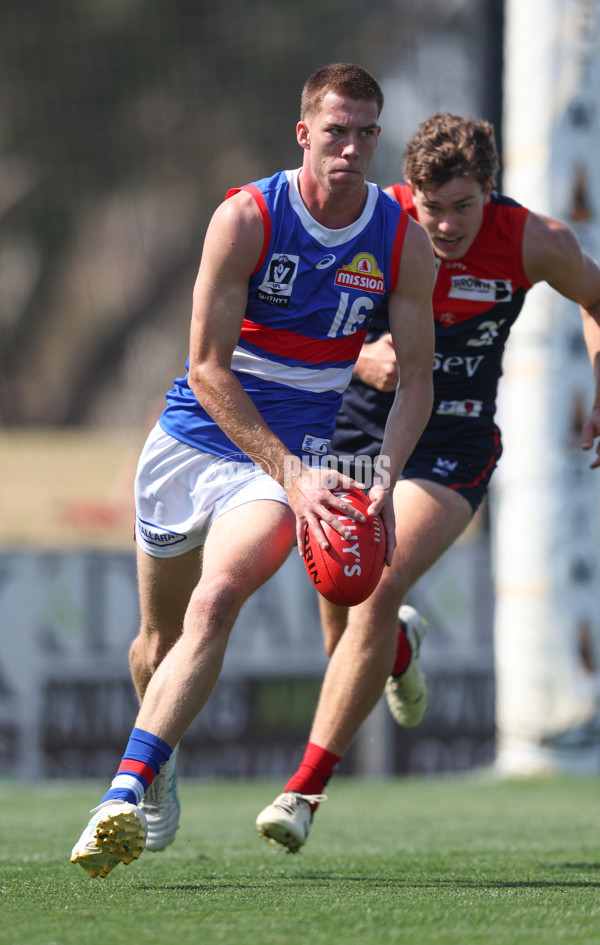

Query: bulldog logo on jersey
[258,253,300,307]
[334,253,385,294]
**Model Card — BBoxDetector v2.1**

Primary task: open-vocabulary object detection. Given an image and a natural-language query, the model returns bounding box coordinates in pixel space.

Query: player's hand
[354,333,398,392]
[581,405,600,468]
[366,483,396,565]
[284,461,366,553]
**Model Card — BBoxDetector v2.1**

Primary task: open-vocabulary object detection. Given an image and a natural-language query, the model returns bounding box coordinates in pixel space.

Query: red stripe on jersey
[389,183,417,217]
[117,758,155,783]
[225,184,272,275]
[240,318,368,364]
[389,211,409,292]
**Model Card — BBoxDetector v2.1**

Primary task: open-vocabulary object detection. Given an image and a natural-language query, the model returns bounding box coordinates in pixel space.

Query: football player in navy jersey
[70,63,435,877]
[256,113,600,853]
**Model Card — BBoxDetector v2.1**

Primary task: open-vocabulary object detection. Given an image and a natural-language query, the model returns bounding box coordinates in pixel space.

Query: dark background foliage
[0,0,502,427]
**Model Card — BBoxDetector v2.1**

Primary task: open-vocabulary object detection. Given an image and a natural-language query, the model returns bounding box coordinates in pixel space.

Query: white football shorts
[134,423,289,558]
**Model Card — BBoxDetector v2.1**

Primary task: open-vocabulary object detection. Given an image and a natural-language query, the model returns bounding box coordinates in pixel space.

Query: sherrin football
[303,487,387,606]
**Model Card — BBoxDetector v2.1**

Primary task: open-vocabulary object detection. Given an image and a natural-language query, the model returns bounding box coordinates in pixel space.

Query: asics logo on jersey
[315,254,337,269]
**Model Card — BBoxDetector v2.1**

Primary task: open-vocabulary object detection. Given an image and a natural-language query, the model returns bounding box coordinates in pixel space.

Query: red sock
[391,623,411,676]
[284,742,341,810]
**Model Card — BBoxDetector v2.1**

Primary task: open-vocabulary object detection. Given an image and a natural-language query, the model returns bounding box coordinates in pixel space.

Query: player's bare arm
[580,308,600,468]
[353,332,398,391]
[522,211,600,310]
[522,211,600,467]
[187,190,364,547]
[369,216,436,562]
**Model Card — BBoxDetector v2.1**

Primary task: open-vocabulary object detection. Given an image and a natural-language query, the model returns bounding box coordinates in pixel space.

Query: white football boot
[256,791,327,853]
[70,801,147,879]
[384,605,429,728]
[139,744,181,851]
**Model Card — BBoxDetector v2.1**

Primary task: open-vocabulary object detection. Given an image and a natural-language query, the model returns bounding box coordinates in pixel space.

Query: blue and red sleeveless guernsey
[339,183,532,444]
[159,168,407,460]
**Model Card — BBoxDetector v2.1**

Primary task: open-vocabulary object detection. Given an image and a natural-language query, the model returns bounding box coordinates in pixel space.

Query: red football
[303,487,387,606]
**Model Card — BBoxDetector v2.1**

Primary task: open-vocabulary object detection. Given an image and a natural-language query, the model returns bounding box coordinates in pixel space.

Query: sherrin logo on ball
[303,487,386,606]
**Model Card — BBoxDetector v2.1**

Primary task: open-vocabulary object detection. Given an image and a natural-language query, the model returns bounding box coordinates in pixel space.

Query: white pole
[496,0,600,774]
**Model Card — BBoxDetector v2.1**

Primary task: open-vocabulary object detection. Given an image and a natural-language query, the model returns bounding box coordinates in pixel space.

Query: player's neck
[298,168,368,229]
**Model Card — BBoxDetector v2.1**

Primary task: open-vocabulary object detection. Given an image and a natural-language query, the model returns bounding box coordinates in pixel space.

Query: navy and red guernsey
[159,168,408,461]
[340,182,532,450]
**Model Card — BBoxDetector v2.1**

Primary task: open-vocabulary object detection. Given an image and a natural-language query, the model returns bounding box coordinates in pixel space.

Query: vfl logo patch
[437,399,483,418]
[257,253,300,307]
[449,275,513,302]
[137,518,186,547]
[334,253,385,294]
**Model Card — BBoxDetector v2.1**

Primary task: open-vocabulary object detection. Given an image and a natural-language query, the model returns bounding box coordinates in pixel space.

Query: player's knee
[186,573,248,634]
[375,565,411,613]
[131,625,178,675]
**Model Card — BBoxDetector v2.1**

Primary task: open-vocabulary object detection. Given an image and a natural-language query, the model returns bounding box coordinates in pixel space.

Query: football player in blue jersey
[70,62,435,878]
[255,112,600,854]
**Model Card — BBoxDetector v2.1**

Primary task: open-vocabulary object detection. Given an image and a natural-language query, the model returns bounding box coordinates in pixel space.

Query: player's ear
[482,178,493,203]
[297,121,310,149]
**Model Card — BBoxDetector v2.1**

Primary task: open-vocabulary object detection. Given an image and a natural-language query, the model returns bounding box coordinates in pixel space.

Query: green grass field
[1,775,598,945]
